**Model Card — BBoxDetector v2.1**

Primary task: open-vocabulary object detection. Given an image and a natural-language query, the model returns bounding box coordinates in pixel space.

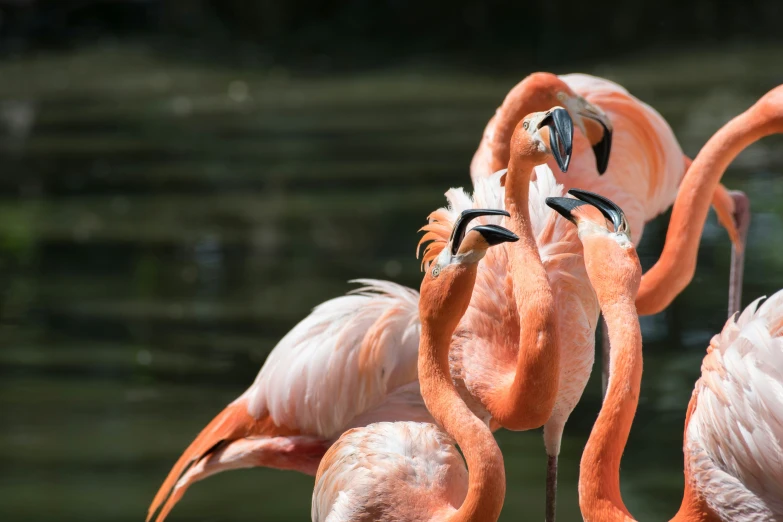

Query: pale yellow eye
[431,265,441,278]
[557,92,566,101]
[522,121,529,130]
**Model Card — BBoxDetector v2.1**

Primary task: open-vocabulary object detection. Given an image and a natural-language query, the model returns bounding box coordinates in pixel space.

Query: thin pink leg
[728,191,751,318]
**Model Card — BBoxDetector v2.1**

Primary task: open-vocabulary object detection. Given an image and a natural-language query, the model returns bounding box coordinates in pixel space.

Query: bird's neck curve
[484,153,560,431]
[418,267,505,522]
[578,291,642,522]
[636,96,783,315]
[488,76,554,173]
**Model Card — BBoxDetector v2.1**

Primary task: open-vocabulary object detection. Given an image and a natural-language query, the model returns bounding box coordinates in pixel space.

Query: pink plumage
[312,422,469,522]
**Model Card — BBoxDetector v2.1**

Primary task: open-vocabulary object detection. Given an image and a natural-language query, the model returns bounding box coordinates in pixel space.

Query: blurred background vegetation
[1,1,782,521]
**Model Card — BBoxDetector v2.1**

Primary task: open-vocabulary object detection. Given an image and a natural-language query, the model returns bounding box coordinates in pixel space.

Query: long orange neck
[488,75,555,173]
[636,88,783,315]
[487,154,559,430]
[579,241,721,522]
[418,266,505,522]
[578,292,642,522]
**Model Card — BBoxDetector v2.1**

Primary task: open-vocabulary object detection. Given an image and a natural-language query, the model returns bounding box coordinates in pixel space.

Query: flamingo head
[523,73,613,174]
[546,189,641,299]
[509,106,574,174]
[419,208,518,328]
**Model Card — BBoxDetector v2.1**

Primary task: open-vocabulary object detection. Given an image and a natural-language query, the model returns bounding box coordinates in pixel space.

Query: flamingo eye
[431,265,441,278]
[522,121,529,130]
[557,92,566,101]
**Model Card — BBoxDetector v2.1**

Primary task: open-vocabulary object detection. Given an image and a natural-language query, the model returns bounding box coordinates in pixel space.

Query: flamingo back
[686,290,783,520]
[312,421,468,522]
[245,280,427,439]
[558,74,685,243]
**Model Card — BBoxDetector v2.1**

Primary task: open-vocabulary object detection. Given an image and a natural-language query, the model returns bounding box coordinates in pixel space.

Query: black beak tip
[450,208,512,255]
[473,224,519,246]
[545,196,586,224]
[593,127,612,175]
[546,108,574,174]
[567,188,625,232]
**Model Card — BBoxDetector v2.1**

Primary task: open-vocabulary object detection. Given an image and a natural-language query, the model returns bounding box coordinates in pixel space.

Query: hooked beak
[449,208,510,255]
[545,188,629,234]
[539,107,573,173]
[579,103,613,174]
[472,224,519,246]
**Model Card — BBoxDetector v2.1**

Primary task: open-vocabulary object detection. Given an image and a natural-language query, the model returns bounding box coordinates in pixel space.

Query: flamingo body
[686,292,783,521]
[148,280,431,521]
[312,422,468,522]
[421,166,599,453]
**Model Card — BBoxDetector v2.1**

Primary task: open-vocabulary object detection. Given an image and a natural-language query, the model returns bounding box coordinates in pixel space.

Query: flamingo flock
[146,75,783,522]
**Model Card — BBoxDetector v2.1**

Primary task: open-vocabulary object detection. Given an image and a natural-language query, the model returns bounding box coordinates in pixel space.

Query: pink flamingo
[471,72,751,401]
[546,189,783,522]
[312,210,519,522]
[148,109,577,522]
[471,73,748,303]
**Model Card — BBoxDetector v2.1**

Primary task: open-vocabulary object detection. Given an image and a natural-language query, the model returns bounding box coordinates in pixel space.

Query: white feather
[687,289,783,520]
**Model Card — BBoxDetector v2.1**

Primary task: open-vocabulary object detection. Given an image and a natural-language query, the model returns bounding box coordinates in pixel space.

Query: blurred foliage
[1,0,783,69]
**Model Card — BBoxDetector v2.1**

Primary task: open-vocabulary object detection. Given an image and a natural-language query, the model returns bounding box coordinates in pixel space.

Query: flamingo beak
[449,208,511,255]
[545,189,629,235]
[567,189,628,234]
[472,224,519,246]
[544,196,589,225]
[579,102,613,174]
[539,107,573,173]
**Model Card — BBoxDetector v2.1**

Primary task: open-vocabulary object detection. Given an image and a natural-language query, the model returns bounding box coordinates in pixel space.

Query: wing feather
[246,280,423,439]
[688,289,783,518]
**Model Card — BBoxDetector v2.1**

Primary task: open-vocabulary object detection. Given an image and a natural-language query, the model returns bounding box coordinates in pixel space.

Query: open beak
[545,188,628,235]
[539,107,573,173]
[579,102,613,174]
[449,208,510,255]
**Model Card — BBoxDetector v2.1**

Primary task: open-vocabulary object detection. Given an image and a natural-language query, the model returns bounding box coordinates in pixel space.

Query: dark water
[2,44,783,521]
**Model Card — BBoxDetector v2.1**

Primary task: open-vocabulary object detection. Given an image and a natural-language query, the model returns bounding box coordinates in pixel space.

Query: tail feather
[147,398,293,522]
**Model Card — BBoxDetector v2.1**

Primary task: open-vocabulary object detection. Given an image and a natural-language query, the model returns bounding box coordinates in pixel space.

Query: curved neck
[636,104,781,315]
[487,154,559,430]
[578,295,642,522]
[488,78,544,173]
[418,277,505,522]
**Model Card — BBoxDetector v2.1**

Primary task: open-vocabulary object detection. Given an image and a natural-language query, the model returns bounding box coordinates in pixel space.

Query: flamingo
[471,72,748,311]
[417,108,595,522]
[546,189,783,521]
[147,108,578,522]
[471,72,751,408]
[312,210,519,522]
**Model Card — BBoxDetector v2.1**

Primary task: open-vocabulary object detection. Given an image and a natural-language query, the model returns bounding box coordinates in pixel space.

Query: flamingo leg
[728,190,751,318]
[545,454,558,522]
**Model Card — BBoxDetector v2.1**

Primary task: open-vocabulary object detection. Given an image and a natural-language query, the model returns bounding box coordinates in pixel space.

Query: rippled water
[2,44,783,521]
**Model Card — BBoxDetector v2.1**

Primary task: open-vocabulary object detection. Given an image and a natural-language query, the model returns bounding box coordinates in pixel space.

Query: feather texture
[246,279,426,439]
[312,422,468,522]
[687,290,783,521]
